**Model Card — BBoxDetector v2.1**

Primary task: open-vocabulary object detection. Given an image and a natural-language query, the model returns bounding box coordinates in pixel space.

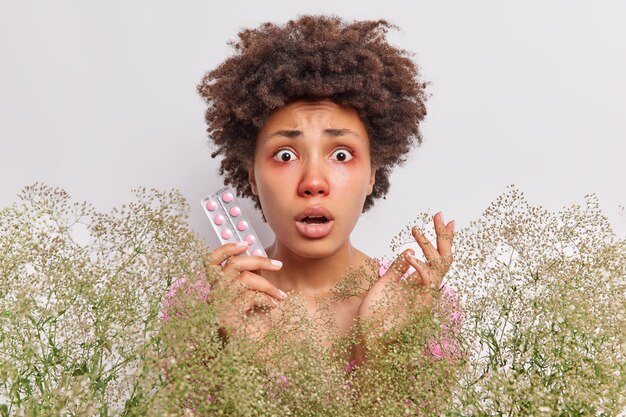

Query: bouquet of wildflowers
[446,187,626,415]
[0,184,204,415]
[1,184,624,416]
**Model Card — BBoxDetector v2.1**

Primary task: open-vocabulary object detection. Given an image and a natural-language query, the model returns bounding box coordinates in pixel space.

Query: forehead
[259,100,368,137]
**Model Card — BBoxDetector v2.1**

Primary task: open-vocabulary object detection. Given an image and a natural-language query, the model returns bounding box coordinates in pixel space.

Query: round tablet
[229,206,241,217]
[205,200,217,211]
[221,229,232,240]
[244,234,256,245]
[213,214,224,225]
[222,192,234,203]
[237,220,248,231]
[252,248,263,256]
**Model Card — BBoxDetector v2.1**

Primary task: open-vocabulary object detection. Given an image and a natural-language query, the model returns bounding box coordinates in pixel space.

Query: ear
[248,165,258,196]
[367,167,376,195]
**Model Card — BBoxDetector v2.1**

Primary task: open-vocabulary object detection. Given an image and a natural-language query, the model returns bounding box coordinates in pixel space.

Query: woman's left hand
[405,211,455,291]
[355,212,455,337]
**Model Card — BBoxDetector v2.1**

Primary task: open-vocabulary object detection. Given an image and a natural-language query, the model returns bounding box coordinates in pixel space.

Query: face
[248,100,376,259]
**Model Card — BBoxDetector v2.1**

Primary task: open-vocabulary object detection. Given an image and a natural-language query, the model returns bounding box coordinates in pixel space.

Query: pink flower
[161,273,211,321]
[268,371,289,387]
[265,371,290,399]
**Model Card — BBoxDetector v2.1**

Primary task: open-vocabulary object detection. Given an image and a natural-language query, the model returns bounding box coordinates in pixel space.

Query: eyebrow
[265,128,362,141]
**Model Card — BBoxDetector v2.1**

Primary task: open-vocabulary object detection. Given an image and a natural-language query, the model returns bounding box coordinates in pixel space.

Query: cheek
[330,167,372,221]
[256,163,292,194]
[331,164,373,194]
[254,166,293,217]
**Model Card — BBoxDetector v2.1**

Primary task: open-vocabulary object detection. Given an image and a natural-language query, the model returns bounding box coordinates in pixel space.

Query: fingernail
[270,259,283,268]
[440,212,445,223]
[235,241,249,247]
[271,298,279,306]
[278,290,288,299]
[451,220,455,232]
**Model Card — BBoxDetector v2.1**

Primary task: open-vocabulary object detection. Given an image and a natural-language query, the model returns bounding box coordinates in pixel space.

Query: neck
[266,239,367,298]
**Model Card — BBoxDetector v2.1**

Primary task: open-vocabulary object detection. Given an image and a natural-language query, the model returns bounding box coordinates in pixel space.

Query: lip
[294,206,335,239]
[295,219,335,239]
[294,206,335,222]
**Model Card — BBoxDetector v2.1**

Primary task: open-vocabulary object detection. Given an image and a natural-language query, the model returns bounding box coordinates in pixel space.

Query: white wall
[1,0,625,259]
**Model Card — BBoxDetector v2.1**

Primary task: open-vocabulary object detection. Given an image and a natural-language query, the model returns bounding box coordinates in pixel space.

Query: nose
[297,160,330,197]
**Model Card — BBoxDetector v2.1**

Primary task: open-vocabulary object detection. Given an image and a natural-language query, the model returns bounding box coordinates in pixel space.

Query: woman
[169,15,456,370]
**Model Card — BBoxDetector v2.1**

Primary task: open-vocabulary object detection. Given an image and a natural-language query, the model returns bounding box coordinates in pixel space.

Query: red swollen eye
[274,149,297,162]
[330,149,354,162]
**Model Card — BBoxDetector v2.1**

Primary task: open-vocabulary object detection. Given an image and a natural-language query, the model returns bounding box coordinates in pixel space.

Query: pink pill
[252,249,263,256]
[244,234,256,245]
[229,206,241,217]
[213,214,224,225]
[222,192,234,203]
[221,229,232,240]
[205,200,217,211]
[237,220,248,231]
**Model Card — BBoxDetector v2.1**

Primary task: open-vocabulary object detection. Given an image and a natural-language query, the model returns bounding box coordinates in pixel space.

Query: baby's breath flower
[1,183,624,416]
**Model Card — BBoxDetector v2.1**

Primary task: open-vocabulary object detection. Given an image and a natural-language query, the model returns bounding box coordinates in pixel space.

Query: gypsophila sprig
[1,183,624,416]
[445,185,626,416]
[0,183,205,416]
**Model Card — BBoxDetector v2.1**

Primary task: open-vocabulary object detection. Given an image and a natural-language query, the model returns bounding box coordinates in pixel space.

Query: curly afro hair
[197,15,428,213]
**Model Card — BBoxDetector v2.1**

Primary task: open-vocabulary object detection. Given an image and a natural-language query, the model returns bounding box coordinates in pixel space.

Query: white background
[1,0,625,259]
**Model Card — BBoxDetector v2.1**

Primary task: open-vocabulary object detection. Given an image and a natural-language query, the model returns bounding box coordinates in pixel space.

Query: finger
[406,254,427,287]
[204,242,250,268]
[446,220,455,238]
[407,254,438,289]
[434,212,454,267]
[383,249,414,282]
[237,271,288,302]
[222,255,283,279]
[412,226,438,263]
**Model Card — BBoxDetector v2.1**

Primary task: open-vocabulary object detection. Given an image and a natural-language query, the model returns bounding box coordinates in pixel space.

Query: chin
[283,236,346,259]
[293,248,334,259]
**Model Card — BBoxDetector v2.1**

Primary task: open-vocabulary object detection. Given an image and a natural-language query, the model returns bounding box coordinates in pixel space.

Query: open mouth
[294,206,335,239]
[300,216,329,224]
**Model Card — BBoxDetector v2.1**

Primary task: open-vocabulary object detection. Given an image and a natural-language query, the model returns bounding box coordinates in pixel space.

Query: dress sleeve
[161,273,211,321]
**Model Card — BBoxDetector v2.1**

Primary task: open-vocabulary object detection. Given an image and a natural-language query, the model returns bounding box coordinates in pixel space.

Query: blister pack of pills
[201,186,267,257]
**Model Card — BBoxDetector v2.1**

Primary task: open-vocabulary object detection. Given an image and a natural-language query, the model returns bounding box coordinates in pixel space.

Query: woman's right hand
[203,241,287,337]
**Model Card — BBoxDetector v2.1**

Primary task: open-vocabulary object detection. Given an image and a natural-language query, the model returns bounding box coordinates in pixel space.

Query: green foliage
[445,186,626,416]
[0,183,205,416]
[1,183,624,416]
